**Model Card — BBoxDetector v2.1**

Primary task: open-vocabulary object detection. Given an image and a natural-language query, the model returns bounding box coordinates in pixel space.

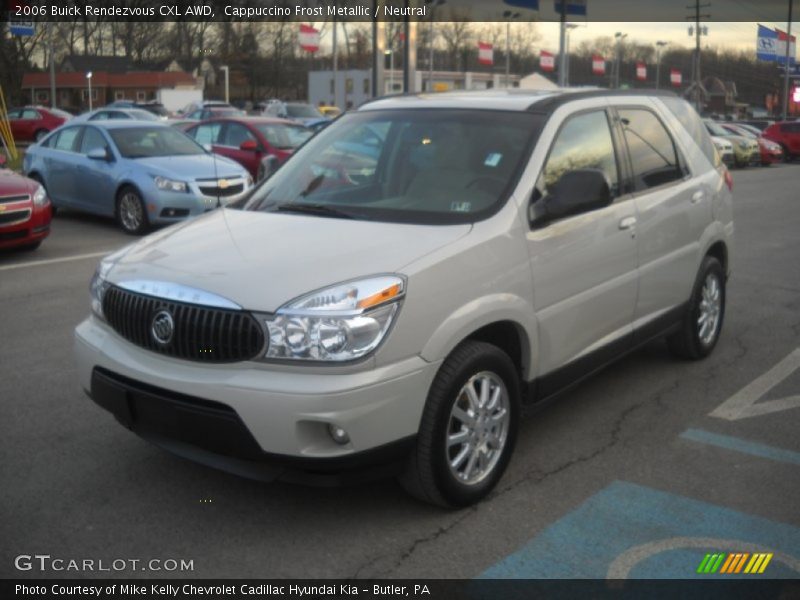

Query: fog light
[328,424,350,445]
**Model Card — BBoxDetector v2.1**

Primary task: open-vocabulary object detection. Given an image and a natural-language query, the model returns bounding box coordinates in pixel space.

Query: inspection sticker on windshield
[484,153,503,167]
[451,201,472,212]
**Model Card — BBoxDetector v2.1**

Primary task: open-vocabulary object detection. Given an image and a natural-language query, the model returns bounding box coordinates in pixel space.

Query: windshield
[109,126,205,158]
[705,121,731,137]
[256,123,312,149]
[287,104,323,119]
[50,108,73,119]
[244,109,542,225]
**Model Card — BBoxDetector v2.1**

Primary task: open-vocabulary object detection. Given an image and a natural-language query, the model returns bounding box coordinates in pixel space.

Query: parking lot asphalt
[1,164,799,580]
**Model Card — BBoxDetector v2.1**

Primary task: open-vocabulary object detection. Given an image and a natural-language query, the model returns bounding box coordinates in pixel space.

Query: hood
[0,168,37,196]
[131,154,246,180]
[105,208,472,312]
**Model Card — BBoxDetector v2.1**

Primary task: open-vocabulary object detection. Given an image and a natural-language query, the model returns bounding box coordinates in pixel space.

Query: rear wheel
[116,186,149,235]
[399,341,520,507]
[667,256,725,360]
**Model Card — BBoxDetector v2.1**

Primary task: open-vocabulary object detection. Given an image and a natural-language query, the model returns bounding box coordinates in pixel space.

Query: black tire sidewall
[688,257,725,358]
[428,344,520,506]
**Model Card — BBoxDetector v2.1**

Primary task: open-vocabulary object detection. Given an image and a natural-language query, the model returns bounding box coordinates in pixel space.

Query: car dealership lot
[1,164,799,579]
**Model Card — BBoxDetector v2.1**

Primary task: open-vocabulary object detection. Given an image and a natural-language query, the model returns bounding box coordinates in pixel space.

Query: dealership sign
[592,55,605,75]
[540,50,555,72]
[670,68,682,87]
[757,24,796,66]
[478,42,494,66]
[636,62,647,81]
[299,24,320,53]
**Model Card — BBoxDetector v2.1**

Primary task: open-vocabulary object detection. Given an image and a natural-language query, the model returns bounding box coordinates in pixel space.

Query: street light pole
[220,66,230,103]
[783,0,794,121]
[564,23,578,87]
[557,2,567,87]
[614,32,627,88]
[385,49,394,93]
[655,40,668,89]
[86,71,93,111]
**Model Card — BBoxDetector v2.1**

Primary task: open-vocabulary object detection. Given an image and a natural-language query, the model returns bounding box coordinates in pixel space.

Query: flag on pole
[540,50,555,72]
[670,68,682,86]
[592,54,605,75]
[636,61,647,81]
[478,42,494,66]
[776,28,797,66]
[299,24,320,53]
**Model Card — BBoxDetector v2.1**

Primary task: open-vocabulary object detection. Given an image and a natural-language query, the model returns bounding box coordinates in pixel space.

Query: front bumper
[146,183,251,225]
[0,202,51,249]
[75,316,439,482]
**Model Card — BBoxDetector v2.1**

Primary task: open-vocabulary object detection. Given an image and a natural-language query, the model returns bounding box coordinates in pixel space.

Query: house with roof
[21,56,202,111]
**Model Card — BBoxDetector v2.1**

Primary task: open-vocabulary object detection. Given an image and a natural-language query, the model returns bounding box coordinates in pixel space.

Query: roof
[359,88,679,113]
[61,54,131,74]
[78,121,171,130]
[197,116,300,126]
[21,71,197,89]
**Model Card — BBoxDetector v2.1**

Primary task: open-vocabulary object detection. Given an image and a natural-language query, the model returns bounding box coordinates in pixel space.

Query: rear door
[526,107,639,386]
[218,122,262,177]
[613,100,711,338]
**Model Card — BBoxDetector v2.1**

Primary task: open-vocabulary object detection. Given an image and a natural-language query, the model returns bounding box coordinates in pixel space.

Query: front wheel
[399,341,520,507]
[667,255,725,360]
[116,186,149,235]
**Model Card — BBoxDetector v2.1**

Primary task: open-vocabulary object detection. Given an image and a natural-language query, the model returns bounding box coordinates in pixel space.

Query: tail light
[723,167,733,192]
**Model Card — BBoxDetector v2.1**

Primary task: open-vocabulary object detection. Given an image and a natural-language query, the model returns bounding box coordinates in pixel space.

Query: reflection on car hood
[132,155,245,180]
[106,208,472,312]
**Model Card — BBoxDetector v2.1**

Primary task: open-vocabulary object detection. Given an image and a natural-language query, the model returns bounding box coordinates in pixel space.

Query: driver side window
[536,110,620,203]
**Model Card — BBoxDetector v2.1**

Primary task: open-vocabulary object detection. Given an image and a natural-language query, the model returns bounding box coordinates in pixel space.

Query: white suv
[75,90,733,507]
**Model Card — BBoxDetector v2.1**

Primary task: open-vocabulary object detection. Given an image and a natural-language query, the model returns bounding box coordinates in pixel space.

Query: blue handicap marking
[480,481,800,579]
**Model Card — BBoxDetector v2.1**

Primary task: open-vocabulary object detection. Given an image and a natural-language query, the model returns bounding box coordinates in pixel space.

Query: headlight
[89,263,112,321]
[153,175,187,193]
[263,276,405,362]
[32,184,47,207]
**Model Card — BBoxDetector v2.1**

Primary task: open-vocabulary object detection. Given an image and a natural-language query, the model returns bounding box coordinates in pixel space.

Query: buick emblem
[150,310,175,346]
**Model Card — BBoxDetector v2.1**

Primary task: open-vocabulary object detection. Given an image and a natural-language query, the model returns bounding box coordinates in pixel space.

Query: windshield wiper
[273,203,357,220]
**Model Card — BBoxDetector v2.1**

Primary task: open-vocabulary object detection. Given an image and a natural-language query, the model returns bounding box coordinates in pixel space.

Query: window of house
[346,78,354,93]
[115,91,125,100]
[136,91,146,101]
[363,78,370,94]
[35,91,49,103]
[82,89,98,100]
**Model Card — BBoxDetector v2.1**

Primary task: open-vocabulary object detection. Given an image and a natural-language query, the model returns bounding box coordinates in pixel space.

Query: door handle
[691,191,704,204]
[619,216,637,230]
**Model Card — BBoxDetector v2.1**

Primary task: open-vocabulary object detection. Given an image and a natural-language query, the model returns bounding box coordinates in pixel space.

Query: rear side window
[53,127,80,152]
[618,109,683,190]
[189,123,222,145]
[79,127,109,155]
[538,110,620,200]
[660,97,716,167]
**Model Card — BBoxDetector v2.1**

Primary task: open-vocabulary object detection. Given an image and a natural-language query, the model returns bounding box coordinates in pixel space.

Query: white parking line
[0,250,112,272]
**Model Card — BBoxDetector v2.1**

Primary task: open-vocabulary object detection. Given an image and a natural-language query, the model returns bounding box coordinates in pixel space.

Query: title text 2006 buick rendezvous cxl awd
[76,89,733,507]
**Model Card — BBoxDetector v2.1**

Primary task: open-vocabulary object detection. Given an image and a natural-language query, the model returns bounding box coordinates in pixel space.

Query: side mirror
[258,155,280,181]
[240,139,258,152]
[531,168,611,225]
[87,147,111,161]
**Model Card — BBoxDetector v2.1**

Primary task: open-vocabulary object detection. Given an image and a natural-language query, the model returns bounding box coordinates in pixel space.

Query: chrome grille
[0,209,32,226]
[196,177,245,198]
[0,194,29,205]
[102,286,265,363]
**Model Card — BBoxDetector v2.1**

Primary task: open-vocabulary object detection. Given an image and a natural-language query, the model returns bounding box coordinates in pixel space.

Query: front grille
[0,194,29,205]
[0,229,28,241]
[0,209,31,226]
[102,286,265,363]
[198,183,244,198]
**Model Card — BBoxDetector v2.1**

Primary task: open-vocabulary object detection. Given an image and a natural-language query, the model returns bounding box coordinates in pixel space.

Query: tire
[115,186,149,235]
[667,256,725,360]
[34,129,48,143]
[399,341,520,508]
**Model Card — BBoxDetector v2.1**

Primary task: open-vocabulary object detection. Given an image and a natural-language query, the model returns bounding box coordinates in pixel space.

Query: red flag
[592,54,605,75]
[636,61,647,81]
[478,42,494,66]
[540,50,555,72]
[670,68,682,87]
[299,24,320,53]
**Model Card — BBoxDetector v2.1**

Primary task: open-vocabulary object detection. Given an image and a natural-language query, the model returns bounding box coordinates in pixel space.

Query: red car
[763,121,800,161]
[720,123,783,166]
[7,106,71,143]
[184,117,312,180]
[0,156,52,250]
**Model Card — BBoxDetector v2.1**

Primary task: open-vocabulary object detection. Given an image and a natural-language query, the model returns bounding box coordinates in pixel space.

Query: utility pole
[557,1,567,87]
[655,40,668,89]
[782,0,794,121]
[614,32,627,88]
[503,10,520,89]
[687,0,711,112]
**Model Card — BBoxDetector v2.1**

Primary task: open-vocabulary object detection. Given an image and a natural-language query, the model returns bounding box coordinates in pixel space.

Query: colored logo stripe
[698,552,774,574]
